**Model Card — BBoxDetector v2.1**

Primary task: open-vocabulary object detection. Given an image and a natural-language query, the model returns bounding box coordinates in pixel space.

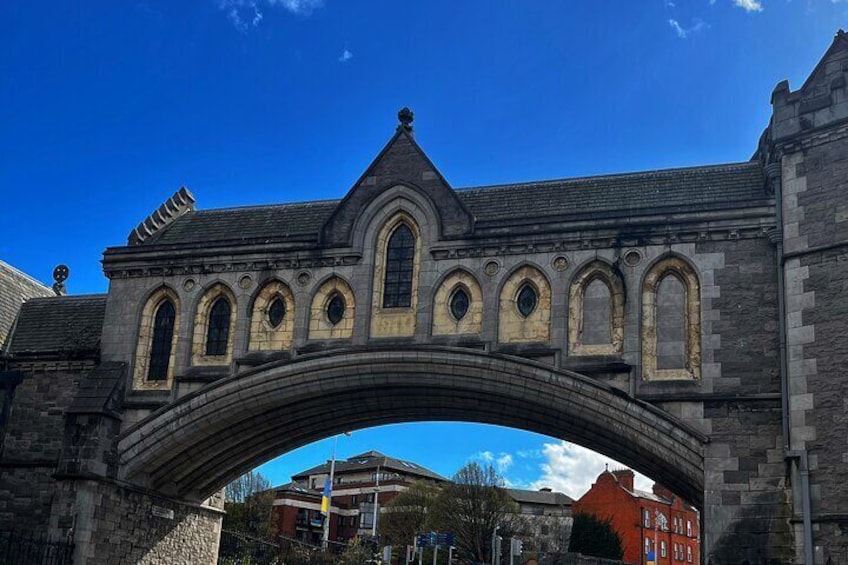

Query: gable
[798,29,848,99]
[320,126,474,247]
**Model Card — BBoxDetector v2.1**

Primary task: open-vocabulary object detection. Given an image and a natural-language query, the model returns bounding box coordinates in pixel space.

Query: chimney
[653,484,675,502]
[611,469,634,491]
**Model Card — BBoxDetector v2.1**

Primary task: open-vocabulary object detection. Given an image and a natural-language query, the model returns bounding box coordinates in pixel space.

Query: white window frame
[644,509,651,528]
[687,519,693,537]
[645,538,651,555]
[687,545,693,563]
[661,540,667,558]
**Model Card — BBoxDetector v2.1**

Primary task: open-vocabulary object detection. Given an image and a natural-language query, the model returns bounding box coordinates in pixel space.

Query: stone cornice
[774,118,848,153]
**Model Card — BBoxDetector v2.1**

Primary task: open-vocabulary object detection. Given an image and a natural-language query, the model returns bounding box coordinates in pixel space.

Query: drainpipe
[767,160,814,565]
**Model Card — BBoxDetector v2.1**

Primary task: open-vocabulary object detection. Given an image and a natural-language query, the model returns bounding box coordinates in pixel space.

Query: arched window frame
[132,287,181,391]
[432,269,484,336]
[568,260,625,356]
[248,280,296,352]
[498,265,552,344]
[371,212,421,338]
[641,256,701,381]
[191,283,237,366]
[382,223,416,308]
[309,276,356,340]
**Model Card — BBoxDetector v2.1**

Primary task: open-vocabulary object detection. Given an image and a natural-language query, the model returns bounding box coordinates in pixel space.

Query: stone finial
[52,264,69,296]
[397,107,414,132]
[128,186,196,245]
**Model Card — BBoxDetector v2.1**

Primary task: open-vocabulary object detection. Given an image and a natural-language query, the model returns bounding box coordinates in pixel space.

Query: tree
[223,470,277,538]
[382,480,441,548]
[567,512,624,560]
[431,462,520,564]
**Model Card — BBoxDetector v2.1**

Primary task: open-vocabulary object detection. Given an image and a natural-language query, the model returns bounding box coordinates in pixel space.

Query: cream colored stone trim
[432,269,483,336]
[191,283,237,366]
[498,265,551,344]
[568,261,624,356]
[132,287,180,391]
[309,277,356,340]
[641,256,701,381]
[248,280,295,351]
[370,212,421,338]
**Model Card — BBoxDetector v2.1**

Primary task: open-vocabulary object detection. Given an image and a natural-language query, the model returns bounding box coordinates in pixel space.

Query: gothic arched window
[567,260,625,356]
[382,223,415,308]
[148,300,176,382]
[642,256,701,381]
[205,297,231,356]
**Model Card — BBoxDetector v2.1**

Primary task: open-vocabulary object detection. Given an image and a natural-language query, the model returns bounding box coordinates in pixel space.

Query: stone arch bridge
[3,30,848,565]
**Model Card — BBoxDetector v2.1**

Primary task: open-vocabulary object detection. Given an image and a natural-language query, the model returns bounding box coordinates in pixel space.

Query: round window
[268,297,286,328]
[449,288,470,321]
[516,285,537,318]
[326,293,346,326]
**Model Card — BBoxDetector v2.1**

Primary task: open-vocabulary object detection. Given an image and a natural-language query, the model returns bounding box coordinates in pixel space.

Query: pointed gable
[320,119,474,247]
[771,29,848,142]
[798,29,848,97]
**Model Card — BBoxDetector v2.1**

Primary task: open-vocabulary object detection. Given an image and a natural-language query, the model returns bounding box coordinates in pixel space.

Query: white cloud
[496,453,513,473]
[471,450,494,463]
[528,441,653,500]
[667,18,708,38]
[338,48,353,63]
[269,0,323,15]
[218,0,323,32]
[733,0,763,11]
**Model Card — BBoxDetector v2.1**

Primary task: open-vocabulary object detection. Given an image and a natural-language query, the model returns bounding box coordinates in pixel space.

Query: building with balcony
[270,450,448,544]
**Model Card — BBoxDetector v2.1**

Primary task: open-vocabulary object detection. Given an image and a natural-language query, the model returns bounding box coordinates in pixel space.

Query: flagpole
[322,432,350,549]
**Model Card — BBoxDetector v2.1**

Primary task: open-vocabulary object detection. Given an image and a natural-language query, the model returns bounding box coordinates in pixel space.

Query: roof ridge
[196,199,341,214]
[24,293,107,302]
[456,161,759,193]
[0,260,52,292]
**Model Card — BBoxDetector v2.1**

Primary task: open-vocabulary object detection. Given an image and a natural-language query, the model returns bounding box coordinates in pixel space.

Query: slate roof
[507,488,574,507]
[292,450,448,483]
[6,294,107,355]
[457,161,765,224]
[0,261,53,351]
[67,362,125,415]
[136,161,766,248]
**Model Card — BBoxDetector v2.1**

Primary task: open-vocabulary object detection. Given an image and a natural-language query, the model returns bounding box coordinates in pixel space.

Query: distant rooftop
[507,488,574,507]
[291,450,448,484]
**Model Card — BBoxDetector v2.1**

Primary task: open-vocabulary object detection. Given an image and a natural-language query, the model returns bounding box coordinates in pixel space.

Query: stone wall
[0,363,90,533]
[53,478,223,565]
[788,134,848,562]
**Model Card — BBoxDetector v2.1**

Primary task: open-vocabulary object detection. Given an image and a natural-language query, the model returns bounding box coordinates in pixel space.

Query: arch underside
[118,347,707,506]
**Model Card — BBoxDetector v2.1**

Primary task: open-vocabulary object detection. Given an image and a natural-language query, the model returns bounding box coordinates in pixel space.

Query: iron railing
[0,530,73,565]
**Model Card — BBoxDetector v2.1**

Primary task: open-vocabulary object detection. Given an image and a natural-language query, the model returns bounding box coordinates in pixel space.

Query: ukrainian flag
[321,477,331,514]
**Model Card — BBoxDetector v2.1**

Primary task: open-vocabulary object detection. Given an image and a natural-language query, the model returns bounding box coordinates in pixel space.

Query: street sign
[416,532,455,548]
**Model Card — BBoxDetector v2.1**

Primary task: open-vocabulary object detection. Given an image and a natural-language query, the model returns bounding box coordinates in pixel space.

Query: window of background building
[644,509,651,527]
[687,520,692,537]
[661,541,667,558]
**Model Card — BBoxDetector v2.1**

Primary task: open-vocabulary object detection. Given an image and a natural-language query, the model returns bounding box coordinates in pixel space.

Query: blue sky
[1,1,844,498]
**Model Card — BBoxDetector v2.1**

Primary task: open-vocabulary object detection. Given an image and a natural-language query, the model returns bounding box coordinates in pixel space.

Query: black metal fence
[0,530,73,565]
[217,529,343,565]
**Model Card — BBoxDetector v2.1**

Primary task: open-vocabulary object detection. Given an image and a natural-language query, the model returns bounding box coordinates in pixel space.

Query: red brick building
[270,451,447,545]
[571,470,700,565]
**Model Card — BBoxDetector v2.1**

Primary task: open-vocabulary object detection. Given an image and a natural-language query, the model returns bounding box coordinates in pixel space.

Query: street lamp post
[372,464,380,537]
